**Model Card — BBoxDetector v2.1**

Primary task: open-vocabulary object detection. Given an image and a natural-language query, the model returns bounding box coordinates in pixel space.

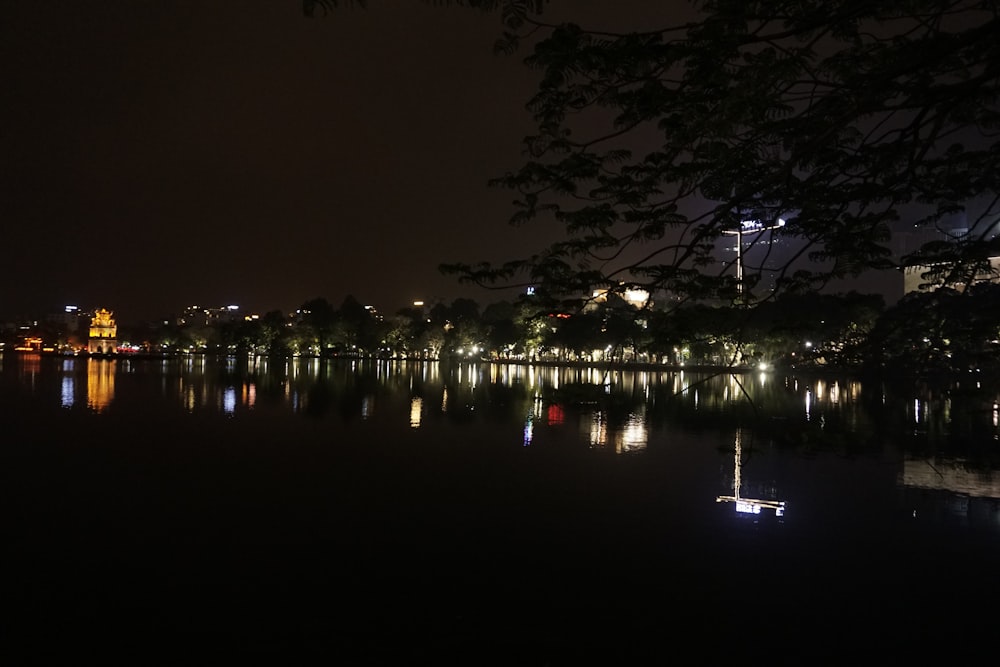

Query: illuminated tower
[719,218,787,301]
[87,308,118,355]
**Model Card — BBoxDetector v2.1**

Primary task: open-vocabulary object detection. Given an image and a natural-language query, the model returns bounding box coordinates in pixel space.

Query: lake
[4,353,1000,663]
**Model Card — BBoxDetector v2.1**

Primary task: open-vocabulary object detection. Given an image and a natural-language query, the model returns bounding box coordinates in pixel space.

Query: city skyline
[5,201,985,325]
[5,2,986,324]
[3,2,678,323]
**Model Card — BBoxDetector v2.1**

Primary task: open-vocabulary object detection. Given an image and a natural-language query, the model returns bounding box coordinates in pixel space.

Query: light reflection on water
[8,354,1000,532]
[86,359,115,412]
[30,356,994,430]
[615,413,647,453]
[410,396,423,428]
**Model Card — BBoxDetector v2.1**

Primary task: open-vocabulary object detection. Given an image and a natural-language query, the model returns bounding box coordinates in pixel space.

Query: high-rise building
[716,218,789,299]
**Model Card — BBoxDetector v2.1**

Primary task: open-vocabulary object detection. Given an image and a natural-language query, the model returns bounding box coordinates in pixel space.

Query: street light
[721,218,786,299]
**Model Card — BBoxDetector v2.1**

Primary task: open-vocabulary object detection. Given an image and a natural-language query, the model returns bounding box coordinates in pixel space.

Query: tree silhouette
[309,0,1000,374]
[445,1,999,309]
[867,282,1000,381]
[299,297,338,354]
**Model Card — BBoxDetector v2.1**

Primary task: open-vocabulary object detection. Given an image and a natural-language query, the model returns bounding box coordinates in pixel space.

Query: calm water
[4,353,1000,662]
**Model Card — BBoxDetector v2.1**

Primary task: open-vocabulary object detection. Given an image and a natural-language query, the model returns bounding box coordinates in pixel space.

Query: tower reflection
[87,359,115,412]
[716,428,786,517]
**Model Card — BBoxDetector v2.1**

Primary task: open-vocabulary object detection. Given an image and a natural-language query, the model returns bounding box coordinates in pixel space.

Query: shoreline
[8,347,864,377]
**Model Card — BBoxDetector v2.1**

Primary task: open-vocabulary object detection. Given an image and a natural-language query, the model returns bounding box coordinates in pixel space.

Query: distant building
[179,304,241,327]
[902,256,1000,295]
[87,308,118,354]
[894,204,1000,296]
[729,219,788,293]
[14,336,45,352]
[588,284,651,310]
[900,458,1000,530]
[42,305,82,334]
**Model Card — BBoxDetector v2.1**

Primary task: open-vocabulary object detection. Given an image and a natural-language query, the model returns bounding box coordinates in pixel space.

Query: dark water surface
[4,354,1000,663]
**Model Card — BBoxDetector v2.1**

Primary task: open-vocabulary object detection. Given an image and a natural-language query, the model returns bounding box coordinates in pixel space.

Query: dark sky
[2,1,684,323]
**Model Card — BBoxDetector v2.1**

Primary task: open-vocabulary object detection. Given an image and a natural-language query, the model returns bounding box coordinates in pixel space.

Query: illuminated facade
[589,284,651,309]
[179,304,240,327]
[893,209,999,297]
[87,308,118,354]
[14,336,45,352]
[717,218,788,299]
[902,256,1000,295]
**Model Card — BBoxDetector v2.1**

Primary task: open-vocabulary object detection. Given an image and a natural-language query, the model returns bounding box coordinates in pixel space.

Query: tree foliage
[424,0,1000,313]
[305,0,1000,380]
[866,282,1000,379]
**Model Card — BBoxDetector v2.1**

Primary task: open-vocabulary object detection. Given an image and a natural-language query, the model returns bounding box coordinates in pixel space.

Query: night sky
[2,1,671,323]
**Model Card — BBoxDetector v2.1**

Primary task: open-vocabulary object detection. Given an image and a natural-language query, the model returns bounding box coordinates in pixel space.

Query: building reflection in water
[13,354,1000,538]
[19,353,41,393]
[616,413,647,453]
[547,403,564,425]
[523,395,544,446]
[410,396,423,428]
[589,412,607,448]
[87,359,115,412]
[901,458,1000,529]
[223,386,237,415]
[244,382,256,410]
[586,410,648,451]
[185,383,197,412]
[29,356,988,468]
[61,359,76,409]
[716,428,786,517]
